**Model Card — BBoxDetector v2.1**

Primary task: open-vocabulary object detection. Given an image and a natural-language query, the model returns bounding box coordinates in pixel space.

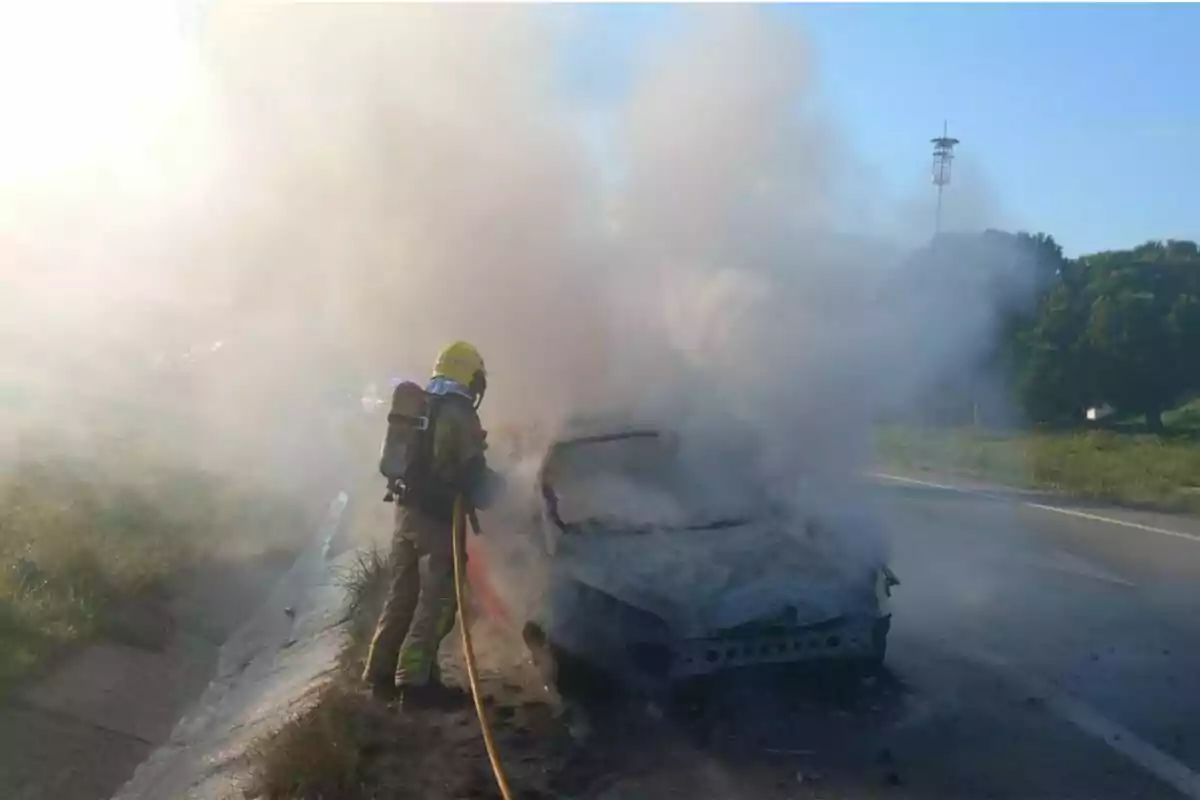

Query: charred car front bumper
[539,576,894,690]
[667,614,890,679]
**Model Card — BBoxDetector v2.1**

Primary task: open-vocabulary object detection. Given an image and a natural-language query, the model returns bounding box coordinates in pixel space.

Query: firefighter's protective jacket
[418,392,493,519]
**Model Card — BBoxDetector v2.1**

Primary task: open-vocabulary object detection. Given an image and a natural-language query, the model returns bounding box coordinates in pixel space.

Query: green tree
[898,232,1200,432]
[1078,240,1200,431]
[1011,275,1093,424]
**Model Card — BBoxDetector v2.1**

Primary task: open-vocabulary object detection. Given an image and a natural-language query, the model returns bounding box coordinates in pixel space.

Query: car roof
[549,414,666,445]
[550,427,663,448]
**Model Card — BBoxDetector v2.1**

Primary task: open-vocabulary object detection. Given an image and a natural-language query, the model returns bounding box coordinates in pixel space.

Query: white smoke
[0,3,1029,562]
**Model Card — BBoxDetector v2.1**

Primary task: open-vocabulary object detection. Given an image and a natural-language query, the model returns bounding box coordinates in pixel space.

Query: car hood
[558,519,884,638]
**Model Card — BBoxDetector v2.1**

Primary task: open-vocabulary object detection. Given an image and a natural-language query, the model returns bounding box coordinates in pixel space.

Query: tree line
[906,231,1200,432]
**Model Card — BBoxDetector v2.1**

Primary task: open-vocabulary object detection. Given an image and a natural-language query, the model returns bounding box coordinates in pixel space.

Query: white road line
[872,473,969,493]
[966,648,1200,799]
[1024,501,1200,544]
[872,472,1200,545]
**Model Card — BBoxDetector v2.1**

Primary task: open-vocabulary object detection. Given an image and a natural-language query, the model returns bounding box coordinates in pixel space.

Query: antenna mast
[930,121,960,238]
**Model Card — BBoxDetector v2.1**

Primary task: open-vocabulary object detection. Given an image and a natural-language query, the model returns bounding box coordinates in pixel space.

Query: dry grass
[245,677,507,800]
[0,447,309,695]
[246,685,380,800]
[245,675,568,800]
[334,545,390,676]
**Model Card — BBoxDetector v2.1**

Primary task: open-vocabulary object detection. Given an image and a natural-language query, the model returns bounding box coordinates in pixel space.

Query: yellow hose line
[452,495,516,800]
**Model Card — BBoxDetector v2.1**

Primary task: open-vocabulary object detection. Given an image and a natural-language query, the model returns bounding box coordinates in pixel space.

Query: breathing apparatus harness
[386,374,486,535]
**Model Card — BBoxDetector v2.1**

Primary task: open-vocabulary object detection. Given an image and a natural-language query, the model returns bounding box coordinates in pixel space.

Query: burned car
[466,423,899,696]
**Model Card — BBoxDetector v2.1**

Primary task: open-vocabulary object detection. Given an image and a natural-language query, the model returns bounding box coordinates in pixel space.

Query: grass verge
[0,447,309,695]
[246,680,470,800]
[247,684,381,800]
[876,425,1200,512]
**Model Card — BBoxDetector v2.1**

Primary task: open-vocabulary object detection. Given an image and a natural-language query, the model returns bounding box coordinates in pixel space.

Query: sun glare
[0,1,206,190]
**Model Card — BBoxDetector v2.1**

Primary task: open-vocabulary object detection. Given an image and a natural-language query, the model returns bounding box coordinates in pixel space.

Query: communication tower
[930,121,960,237]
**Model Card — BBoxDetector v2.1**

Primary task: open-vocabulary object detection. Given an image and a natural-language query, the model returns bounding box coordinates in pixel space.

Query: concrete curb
[111,491,353,800]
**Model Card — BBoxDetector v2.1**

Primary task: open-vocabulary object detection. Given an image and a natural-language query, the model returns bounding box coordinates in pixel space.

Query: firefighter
[362,341,499,707]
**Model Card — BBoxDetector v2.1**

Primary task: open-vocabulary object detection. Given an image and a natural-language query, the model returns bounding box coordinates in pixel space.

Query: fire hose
[452,494,515,800]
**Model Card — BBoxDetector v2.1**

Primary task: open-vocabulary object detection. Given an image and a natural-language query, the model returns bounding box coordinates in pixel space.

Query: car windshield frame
[539,429,758,535]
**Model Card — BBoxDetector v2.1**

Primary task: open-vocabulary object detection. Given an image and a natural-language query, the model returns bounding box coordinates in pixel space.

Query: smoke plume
[0,3,1030,557]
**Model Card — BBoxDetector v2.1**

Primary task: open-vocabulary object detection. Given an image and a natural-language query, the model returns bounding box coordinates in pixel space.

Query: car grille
[670,616,882,678]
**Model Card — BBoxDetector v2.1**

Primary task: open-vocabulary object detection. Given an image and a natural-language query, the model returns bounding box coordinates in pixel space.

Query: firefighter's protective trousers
[362,503,461,689]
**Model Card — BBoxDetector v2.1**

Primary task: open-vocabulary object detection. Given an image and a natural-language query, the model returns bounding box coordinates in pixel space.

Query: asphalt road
[565,474,1200,800]
[868,474,1200,799]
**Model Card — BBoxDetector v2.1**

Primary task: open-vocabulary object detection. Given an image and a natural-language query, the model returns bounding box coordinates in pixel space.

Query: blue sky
[554,4,1200,258]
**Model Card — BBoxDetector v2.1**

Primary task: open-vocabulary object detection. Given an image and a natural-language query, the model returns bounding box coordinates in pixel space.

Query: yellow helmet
[432,341,487,402]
